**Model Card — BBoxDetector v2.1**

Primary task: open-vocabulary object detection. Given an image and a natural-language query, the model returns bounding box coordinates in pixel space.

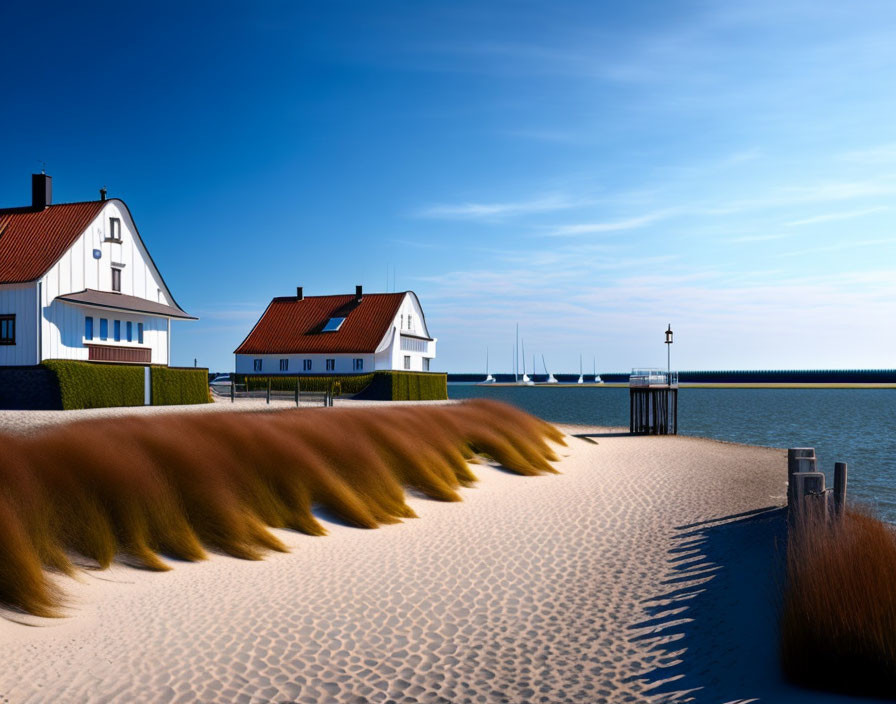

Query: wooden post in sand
[833,462,848,517]
[295,378,300,407]
[787,448,816,505]
[266,379,271,405]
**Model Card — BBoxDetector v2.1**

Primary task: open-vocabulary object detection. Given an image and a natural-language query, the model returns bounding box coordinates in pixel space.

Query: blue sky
[2,1,896,373]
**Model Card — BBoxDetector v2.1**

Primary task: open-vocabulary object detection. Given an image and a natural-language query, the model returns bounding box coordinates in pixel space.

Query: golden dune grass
[0,400,562,617]
[781,508,896,695]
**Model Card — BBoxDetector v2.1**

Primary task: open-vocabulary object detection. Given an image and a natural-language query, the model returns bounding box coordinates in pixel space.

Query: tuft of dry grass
[781,507,896,695]
[0,400,563,616]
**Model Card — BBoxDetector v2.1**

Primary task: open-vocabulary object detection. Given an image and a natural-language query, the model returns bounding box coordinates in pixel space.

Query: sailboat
[577,354,584,384]
[542,355,558,384]
[593,357,603,384]
[521,340,533,385]
[481,347,495,383]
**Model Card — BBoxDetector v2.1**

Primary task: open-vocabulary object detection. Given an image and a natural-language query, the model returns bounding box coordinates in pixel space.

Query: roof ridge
[0,199,106,216]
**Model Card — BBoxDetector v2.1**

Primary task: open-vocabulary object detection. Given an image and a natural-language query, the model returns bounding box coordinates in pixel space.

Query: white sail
[521,339,532,384]
[577,354,584,384]
[593,356,603,384]
[483,347,495,383]
[542,355,558,384]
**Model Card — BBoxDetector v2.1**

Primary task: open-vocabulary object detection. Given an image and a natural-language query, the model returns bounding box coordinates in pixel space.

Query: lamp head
[665,324,673,344]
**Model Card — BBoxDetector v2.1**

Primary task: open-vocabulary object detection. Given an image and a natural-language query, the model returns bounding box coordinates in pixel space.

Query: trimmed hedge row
[237,374,375,395]
[237,371,448,401]
[151,366,211,406]
[352,371,448,401]
[43,360,144,410]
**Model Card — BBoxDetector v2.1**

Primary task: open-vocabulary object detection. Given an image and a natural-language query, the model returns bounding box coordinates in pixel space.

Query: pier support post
[295,379,300,407]
[833,462,848,517]
[266,379,271,405]
[791,472,827,526]
[787,448,816,505]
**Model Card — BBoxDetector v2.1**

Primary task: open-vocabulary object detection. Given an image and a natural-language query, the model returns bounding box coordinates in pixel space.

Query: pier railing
[629,368,678,387]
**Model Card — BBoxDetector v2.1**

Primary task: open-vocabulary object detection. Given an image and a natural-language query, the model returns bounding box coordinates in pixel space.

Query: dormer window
[108,217,121,242]
[322,317,346,332]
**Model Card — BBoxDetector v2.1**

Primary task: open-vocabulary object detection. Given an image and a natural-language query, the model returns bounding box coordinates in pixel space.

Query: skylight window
[322,317,346,332]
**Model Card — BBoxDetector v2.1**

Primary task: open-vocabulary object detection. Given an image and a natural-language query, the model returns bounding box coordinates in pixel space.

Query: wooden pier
[629,369,678,435]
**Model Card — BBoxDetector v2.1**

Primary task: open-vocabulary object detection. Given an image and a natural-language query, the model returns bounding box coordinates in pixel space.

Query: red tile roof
[234,293,408,354]
[0,201,106,284]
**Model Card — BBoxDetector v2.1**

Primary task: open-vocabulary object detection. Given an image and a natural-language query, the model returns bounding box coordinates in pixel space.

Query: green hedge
[236,374,375,395]
[42,360,144,410]
[355,371,448,401]
[236,371,447,400]
[151,366,211,406]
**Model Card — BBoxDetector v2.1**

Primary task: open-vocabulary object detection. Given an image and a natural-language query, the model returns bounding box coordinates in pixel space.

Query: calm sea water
[448,384,896,521]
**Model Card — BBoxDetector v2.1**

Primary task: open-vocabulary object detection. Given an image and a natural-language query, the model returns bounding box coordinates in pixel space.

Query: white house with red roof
[234,285,436,374]
[0,173,195,366]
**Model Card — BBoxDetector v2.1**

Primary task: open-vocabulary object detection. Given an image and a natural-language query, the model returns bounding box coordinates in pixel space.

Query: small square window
[0,314,15,345]
[114,320,121,341]
[85,316,93,341]
[100,318,108,340]
[279,359,289,371]
[404,355,411,370]
[254,359,263,372]
[326,359,335,371]
[303,359,312,371]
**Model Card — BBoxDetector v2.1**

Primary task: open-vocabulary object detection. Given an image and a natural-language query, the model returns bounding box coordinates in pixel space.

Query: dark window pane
[100,319,108,340]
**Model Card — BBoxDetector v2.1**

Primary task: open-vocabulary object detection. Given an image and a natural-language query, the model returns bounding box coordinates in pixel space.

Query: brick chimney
[31,173,52,210]
[355,285,363,302]
[296,286,303,300]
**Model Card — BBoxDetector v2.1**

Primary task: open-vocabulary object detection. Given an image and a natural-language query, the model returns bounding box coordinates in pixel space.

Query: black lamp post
[664,324,673,384]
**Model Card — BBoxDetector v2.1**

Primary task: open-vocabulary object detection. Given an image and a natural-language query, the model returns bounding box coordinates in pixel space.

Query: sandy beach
[0,411,872,703]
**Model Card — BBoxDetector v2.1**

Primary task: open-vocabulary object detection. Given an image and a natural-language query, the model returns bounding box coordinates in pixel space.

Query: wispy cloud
[779,237,896,258]
[545,211,671,237]
[785,206,889,227]
[730,233,791,243]
[415,193,588,220]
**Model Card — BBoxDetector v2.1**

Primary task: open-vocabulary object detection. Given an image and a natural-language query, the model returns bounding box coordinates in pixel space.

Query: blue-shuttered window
[100,318,108,340]
[114,320,121,341]
[326,359,335,371]
[85,316,94,341]
[303,359,312,371]
[253,358,262,372]
[137,322,144,344]
[126,321,133,342]
[279,359,288,371]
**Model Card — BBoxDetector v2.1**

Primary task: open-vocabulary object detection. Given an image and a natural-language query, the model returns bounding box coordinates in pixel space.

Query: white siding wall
[0,283,38,365]
[38,200,173,363]
[235,353,375,375]
[387,293,436,371]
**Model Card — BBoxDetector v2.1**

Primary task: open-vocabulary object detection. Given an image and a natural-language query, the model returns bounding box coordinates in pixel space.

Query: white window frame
[326,358,335,371]
[404,355,411,370]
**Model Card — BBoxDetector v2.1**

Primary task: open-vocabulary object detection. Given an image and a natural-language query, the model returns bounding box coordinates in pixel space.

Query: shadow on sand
[629,507,890,703]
